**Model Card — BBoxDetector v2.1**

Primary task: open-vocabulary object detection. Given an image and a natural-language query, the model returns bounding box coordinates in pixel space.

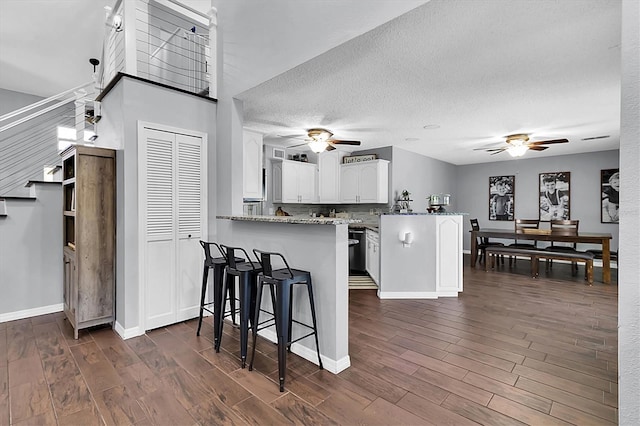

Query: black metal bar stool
[248,249,323,392]
[216,245,262,368]
[197,241,243,349]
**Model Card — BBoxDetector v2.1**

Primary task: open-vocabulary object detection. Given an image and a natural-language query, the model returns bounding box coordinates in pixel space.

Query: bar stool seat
[216,245,262,368]
[248,249,322,392]
[197,241,244,349]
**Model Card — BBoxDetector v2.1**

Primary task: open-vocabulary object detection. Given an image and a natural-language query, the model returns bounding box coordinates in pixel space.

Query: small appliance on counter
[243,201,263,216]
[427,193,451,212]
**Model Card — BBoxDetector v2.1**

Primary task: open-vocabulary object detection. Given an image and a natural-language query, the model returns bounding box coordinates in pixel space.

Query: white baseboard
[378,291,440,299]
[114,321,144,340]
[0,303,63,323]
[257,328,349,374]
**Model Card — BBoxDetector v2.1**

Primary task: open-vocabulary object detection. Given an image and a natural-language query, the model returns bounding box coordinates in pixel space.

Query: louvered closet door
[176,133,204,321]
[143,128,177,330]
[141,127,206,330]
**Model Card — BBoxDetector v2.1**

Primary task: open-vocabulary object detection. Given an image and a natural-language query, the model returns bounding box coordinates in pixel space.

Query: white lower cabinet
[366,229,380,285]
[272,159,317,203]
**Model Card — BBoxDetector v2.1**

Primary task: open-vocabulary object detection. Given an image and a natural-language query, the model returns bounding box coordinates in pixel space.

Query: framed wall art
[489,175,514,221]
[539,172,570,221]
[601,168,619,223]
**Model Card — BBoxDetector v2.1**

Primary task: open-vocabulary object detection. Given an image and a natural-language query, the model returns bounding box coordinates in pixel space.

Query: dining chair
[508,219,540,266]
[546,219,580,273]
[470,218,504,265]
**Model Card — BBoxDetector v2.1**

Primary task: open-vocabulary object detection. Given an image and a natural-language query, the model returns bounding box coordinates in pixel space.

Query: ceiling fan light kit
[289,128,363,152]
[506,134,529,157]
[475,133,569,157]
[309,139,329,153]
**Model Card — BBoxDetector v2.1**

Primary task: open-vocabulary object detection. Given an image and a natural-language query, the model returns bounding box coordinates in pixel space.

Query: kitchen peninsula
[216,214,360,374]
[378,212,465,299]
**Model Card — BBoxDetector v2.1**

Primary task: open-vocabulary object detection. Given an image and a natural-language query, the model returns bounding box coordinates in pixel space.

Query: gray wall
[99,76,217,331]
[0,88,43,115]
[456,150,620,251]
[0,184,62,316]
[391,146,458,213]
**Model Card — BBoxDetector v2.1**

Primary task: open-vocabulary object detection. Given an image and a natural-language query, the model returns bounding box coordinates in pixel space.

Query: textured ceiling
[239,0,622,165]
[1,0,622,166]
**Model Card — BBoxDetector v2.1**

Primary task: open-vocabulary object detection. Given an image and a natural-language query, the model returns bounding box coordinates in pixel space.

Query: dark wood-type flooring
[0,256,618,425]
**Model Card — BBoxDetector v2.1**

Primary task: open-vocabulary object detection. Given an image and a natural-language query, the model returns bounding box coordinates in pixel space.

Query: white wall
[99,76,217,332]
[0,183,62,318]
[619,0,640,422]
[455,150,620,251]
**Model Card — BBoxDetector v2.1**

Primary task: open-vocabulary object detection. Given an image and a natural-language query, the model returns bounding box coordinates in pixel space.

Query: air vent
[272,147,285,159]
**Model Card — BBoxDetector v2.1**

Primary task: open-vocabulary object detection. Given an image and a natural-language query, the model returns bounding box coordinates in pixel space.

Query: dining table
[471,228,613,284]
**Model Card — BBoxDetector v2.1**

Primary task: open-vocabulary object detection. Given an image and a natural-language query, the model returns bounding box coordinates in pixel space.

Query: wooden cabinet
[61,145,115,339]
[272,159,316,203]
[317,151,343,203]
[366,229,380,285]
[243,130,263,200]
[340,160,389,204]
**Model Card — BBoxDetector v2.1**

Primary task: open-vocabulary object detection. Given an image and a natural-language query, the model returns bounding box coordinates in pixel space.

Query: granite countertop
[348,223,379,231]
[217,215,362,225]
[381,212,469,216]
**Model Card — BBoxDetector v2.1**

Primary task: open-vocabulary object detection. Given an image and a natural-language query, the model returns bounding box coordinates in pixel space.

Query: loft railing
[100,0,217,98]
[0,82,96,196]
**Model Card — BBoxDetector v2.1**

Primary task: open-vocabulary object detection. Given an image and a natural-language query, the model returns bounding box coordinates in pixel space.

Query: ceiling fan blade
[490,148,507,155]
[326,145,336,151]
[287,142,309,149]
[330,140,361,145]
[484,148,506,152]
[528,146,548,151]
[528,138,569,146]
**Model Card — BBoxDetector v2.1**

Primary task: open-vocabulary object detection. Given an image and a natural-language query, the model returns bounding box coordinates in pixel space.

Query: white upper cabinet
[243,130,263,200]
[272,159,317,203]
[317,151,343,203]
[340,160,389,204]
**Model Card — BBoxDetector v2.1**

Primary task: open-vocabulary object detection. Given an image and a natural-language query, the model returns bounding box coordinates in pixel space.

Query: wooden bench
[484,246,595,285]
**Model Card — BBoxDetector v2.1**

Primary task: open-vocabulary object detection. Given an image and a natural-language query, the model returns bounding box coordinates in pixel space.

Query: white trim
[256,328,348,374]
[0,303,63,323]
[114,321,144,340]
[378,291,440,299]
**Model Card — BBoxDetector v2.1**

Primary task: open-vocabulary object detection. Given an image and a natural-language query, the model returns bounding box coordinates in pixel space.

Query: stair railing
[0,82,96,196]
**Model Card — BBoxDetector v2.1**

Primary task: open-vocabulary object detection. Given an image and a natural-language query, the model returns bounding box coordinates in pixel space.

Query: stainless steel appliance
[348,229,366,273]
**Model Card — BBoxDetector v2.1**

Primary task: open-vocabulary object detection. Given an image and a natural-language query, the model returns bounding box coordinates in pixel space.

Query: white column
[73,90,86,143]
[123,0,140,76]
[619,0,640,423]
[208,7,218,99]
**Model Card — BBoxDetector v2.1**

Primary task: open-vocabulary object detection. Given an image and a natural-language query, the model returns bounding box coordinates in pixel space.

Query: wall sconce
[113,14,123,32]
[399,231,413,247]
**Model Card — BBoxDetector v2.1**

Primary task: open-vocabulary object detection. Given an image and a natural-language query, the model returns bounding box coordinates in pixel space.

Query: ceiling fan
[289,128,361,153]
[475,133,569,157]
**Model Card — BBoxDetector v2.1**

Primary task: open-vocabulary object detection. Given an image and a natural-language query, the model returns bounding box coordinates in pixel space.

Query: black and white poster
[489,175,514,221]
